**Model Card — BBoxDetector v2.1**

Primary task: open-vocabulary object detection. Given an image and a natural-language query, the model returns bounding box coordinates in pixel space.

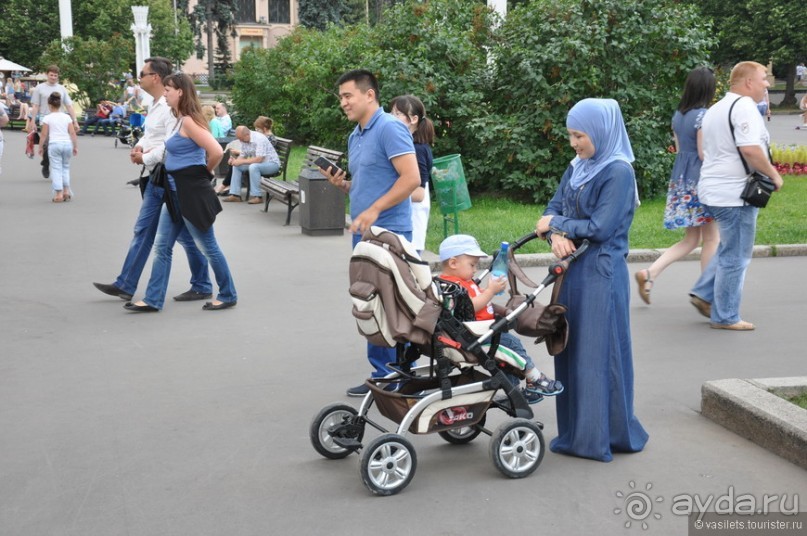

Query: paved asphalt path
[0,128,804,536]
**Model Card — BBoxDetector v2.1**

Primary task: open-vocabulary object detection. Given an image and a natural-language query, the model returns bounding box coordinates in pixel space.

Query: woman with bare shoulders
[124,73,237,312]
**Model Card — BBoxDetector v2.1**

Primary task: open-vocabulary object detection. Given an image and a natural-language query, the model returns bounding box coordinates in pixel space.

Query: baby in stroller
[437,234,563,403]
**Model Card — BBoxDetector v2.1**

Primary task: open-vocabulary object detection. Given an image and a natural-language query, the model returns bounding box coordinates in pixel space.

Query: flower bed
[772,144,807,175]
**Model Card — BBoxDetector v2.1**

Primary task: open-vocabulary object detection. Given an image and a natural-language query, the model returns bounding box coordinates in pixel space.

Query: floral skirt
[663,177,714,230]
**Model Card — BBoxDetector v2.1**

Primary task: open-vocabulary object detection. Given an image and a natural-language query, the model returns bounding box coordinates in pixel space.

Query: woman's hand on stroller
[549,235,577,259]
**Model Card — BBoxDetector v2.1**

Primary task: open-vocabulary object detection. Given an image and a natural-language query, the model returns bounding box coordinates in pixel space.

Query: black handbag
[728,97,776,208]
[740,172,776,208]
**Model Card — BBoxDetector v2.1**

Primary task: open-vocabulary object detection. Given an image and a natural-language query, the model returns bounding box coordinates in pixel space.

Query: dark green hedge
[231,0,714,202]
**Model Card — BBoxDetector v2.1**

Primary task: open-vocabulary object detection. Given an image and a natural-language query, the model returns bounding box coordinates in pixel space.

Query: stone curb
[342,219,807,269]
[701,377,807,470]
[419,243,807,272]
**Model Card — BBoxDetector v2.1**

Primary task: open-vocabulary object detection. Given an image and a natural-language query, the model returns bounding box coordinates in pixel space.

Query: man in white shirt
[689,61,783,331]
[26,65,79,178]
[222,125,281,204]
[93,57,212,303]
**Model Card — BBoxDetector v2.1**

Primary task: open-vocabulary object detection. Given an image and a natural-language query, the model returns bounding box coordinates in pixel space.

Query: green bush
[230,0,715,203]
[363,0,494,157]
[468,0,715,202]
[230,0,492,152]
[231,24,373,145]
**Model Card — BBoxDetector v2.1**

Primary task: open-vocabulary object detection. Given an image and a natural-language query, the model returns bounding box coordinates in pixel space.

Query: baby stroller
[310,227,587,496]
[115,112,144,148]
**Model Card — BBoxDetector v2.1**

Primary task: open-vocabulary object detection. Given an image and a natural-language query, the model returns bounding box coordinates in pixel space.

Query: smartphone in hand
[314,156,343,176]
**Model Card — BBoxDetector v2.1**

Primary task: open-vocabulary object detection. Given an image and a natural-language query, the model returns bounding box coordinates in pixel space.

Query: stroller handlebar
[511,231,541,251]
[547,239,589,278]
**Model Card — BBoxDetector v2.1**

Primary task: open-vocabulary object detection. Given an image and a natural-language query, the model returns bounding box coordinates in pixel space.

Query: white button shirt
[136,96,178,171]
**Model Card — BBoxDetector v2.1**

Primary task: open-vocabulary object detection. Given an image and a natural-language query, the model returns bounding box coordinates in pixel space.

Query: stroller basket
[368,369,493,434]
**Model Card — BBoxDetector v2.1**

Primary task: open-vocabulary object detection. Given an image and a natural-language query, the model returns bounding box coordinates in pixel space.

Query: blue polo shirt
[347,107,415,232]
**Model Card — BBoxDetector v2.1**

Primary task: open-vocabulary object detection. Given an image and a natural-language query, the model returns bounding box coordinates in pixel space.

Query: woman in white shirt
[40,92,78,202]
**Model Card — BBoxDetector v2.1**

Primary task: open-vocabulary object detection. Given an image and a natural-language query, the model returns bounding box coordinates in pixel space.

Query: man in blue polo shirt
[322,69,420,396]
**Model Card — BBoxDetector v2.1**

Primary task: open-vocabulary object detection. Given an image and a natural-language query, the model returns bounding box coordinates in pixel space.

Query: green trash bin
[431,154,472,237]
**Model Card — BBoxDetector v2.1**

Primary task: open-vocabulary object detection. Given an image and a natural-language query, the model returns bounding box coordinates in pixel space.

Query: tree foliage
[0,0,193,97]
[696,0,807,106]
[298,0,347,30]
[230,0,714,202]
[470,0,715,201]
[186,0,236,87]
[0,0,60,68]
[40,35,133,107]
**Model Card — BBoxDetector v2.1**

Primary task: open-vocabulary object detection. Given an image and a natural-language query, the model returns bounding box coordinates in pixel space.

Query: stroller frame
[310,233,588,496]
[114,112,144,148]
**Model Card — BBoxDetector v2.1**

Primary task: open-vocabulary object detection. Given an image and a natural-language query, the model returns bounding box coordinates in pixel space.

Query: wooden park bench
[260,143,344,226]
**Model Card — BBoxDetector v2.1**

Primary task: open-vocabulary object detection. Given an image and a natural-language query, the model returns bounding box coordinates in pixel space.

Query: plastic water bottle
[490,241,509,295]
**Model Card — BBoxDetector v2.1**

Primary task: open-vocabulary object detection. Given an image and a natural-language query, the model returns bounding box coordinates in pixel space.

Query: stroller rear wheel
[438,413,486,445]
[310,403,363,460]
[360,433,417,496]
[489,418,545,479]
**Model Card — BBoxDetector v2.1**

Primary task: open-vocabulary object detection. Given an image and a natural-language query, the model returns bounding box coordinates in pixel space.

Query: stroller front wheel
[360,433,417,496]
[310,403,362,460]
[489,418,545,479]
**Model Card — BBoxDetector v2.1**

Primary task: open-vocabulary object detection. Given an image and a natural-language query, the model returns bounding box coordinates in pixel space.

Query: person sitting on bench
[222,125,280,204]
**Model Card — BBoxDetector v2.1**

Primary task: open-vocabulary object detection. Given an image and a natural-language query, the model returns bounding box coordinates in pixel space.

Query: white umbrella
[0,57,32,72]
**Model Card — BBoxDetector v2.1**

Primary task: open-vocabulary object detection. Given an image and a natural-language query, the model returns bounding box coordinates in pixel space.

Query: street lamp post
[131,6,152,78]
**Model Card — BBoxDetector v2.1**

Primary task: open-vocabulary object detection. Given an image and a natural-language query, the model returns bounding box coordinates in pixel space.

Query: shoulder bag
[728,97,776,208]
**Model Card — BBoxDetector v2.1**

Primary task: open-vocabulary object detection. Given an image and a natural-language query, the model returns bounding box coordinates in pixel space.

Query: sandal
[525,373,564,397]
[52,192,64,203]
[634,269,653,305]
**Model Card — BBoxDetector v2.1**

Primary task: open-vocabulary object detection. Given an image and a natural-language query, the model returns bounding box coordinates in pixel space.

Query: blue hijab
[566,98,635,190]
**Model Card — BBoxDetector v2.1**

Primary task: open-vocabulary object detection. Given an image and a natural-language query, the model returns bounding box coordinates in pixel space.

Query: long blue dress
[543,160,648,462]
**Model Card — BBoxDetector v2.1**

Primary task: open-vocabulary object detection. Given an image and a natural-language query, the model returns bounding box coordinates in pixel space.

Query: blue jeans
[144,197,236,310]
[352,230,412,378]
[114,181,211,297]
[48,140,72,192]
[690,204,758,325]
[230,160,280,198]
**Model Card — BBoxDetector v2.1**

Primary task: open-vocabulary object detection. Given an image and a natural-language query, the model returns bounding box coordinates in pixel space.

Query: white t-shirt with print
[698,92,770,207]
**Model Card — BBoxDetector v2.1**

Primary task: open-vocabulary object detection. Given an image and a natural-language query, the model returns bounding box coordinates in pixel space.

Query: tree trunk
[781,63,796,108]
[206,2,215,85]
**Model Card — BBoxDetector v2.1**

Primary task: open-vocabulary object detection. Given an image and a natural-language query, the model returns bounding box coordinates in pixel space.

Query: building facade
[181,0,299,75]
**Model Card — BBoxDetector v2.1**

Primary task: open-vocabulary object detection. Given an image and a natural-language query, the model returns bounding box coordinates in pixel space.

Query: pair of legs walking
[635,222,718,304]
[48,141,73,203]
[113,181,211,298]
[690,205,758,329]
[139,197,236,311]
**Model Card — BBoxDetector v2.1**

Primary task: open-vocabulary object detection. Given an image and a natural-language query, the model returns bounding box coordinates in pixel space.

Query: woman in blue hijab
[536,98,648,462]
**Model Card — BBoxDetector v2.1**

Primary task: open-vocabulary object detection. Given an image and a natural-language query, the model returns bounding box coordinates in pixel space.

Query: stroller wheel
[438,413,486,445]
[360,433,417,496]
[489,418,545,479]
[310,403,362,460]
